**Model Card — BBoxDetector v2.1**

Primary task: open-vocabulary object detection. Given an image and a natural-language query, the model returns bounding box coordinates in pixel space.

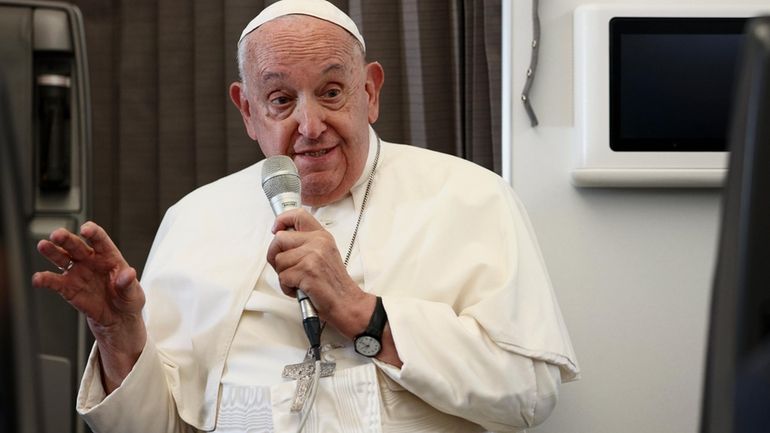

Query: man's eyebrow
[322,64,345,75]
[260,64,344,83]
[261,71,285,83]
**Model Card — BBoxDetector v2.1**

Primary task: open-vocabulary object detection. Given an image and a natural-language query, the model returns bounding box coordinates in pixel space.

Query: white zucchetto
[238,0,365,52]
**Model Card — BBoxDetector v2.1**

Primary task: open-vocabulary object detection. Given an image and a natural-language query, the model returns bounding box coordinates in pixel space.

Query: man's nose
[295,98,326,139]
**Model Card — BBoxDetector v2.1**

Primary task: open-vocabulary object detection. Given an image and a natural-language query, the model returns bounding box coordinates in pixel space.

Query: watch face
[355,335,381,357]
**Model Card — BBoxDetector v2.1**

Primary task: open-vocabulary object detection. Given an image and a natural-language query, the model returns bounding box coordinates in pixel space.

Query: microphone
[261,155,322,360]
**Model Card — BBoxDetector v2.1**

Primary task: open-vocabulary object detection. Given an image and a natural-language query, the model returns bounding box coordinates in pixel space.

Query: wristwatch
[354,296,388,357]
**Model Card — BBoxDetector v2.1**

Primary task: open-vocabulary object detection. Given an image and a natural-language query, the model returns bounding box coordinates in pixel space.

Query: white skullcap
[238,0,365,52]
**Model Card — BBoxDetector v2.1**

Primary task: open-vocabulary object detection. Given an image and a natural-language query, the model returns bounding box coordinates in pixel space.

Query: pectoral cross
[282,357,336,412]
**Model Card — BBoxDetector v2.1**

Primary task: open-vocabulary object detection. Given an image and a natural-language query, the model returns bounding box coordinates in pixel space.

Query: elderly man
[33,1,578,432]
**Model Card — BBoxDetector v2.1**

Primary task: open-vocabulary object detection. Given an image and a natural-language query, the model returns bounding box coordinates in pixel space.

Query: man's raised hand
[32,221,146,393]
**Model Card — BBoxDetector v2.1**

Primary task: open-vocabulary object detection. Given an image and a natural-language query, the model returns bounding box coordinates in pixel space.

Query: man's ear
[229,82,258,139]
[364,62,385,124]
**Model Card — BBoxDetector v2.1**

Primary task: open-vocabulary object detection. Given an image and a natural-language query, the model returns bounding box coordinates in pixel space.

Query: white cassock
[76,127,579,433]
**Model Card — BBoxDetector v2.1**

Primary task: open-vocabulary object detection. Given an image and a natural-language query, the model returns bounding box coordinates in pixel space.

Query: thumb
[116,267,137,292]
[272,208,324,233]
[115,267,144,310]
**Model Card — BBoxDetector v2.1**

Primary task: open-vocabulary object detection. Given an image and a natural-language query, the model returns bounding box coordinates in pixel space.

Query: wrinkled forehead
[242,17,365,90]
[248,16,363,70]
[238,0,365,52]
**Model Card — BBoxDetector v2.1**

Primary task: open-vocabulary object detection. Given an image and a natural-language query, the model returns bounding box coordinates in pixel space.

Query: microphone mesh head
[261,155,301,200]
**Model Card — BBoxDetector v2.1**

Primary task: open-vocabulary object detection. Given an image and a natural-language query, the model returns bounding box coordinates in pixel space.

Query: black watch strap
[364,296,387,339]
[354,296,388,356]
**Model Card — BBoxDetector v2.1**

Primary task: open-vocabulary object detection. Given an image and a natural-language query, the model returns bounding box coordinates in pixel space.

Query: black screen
[610,18,746,151]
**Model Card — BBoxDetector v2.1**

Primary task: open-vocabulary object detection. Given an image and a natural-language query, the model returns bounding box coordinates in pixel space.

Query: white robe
[77,128,579,432]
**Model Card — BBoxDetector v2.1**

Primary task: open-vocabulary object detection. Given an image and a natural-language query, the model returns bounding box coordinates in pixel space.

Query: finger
[266,230,308,267]
[280,285,298,299]
[272,247,309,274]
[32,271,79,301]
[276,267,303,298]
[31,270,52,289]
[80,221,121,256]
[272,209,324,233]
[49,228,94,262]
[37,239,73,270]
[267,231,318,268]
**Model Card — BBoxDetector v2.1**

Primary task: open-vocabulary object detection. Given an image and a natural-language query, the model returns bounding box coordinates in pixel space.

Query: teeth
[305,149,328,157]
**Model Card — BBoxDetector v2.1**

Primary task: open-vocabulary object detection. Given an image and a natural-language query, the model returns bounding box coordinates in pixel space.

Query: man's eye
[324,89,341,98]
[270,96,291,105]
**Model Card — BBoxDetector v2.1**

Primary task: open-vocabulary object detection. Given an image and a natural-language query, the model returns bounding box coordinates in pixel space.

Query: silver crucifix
[282,358,336,412]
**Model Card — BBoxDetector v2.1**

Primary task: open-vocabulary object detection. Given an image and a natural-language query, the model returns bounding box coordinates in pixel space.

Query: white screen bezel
[572,4,770,187]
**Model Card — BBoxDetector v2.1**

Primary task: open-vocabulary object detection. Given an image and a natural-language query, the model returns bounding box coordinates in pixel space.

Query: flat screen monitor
[701,16,770,433]
[610,18,747,152]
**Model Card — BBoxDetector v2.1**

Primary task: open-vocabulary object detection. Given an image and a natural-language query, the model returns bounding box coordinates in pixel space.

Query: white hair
[237,39,249,91]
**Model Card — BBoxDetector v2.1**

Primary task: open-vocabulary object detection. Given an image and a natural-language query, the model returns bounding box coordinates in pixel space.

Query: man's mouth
[296,147,333,158]
[303,149,329,157]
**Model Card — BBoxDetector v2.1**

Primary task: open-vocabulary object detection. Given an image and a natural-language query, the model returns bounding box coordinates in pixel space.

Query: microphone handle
[297,290,316,317]
[298,295,322,360]
[283,227,322,359]
[284,227,318,318]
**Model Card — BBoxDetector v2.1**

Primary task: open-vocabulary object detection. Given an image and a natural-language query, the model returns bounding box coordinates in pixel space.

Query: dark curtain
[70,0,501,271]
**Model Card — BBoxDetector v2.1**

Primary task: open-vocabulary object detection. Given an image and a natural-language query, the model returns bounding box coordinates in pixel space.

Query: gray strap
[521,0,541,127]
